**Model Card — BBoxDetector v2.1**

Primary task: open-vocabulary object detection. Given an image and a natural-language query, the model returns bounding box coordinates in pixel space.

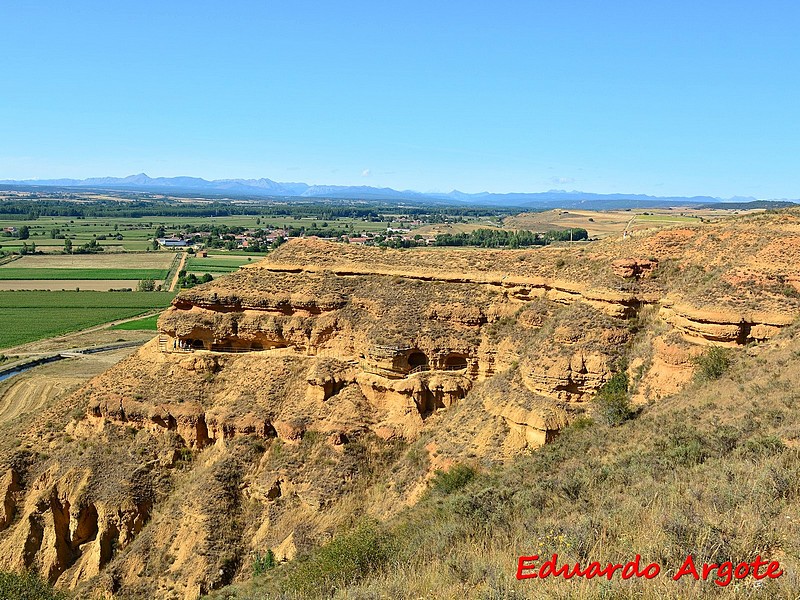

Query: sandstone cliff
[1,210,799,598]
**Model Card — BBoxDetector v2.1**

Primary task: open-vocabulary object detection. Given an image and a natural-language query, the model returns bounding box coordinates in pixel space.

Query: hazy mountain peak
[0,174,797,208]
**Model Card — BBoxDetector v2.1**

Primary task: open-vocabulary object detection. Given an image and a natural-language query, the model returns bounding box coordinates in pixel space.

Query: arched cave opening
[443,354,468,370]
[407,350,429,369]
[190,339,205,350]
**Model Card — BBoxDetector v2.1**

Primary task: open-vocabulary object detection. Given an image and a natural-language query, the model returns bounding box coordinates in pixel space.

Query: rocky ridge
[1,210,799,598]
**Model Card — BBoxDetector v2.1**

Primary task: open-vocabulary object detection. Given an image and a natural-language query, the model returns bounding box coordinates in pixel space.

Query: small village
[156,220,435,251]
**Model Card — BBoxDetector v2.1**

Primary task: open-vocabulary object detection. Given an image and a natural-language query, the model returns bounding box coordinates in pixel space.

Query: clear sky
[2,1,799,198]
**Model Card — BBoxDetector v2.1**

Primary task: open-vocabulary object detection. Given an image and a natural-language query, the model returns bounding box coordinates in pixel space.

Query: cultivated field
[412,221,503,236]
[5,253,174,269]
[185,255,254,274]
[110,314,160,330]
[0,252,174,294]
[0,346,142,429]
[0,291,175,350]
[0,268,167,280]
[0,280,156,291]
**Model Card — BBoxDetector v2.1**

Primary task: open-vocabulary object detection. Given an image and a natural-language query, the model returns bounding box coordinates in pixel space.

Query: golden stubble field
[410,208,756,239]
[504,207,761,238]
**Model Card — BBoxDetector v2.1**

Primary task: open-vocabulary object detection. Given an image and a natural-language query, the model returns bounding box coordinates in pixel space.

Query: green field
[0,268,167,280]
[0,291,175,349]
[185,256,253,273]
[110,314,160,331]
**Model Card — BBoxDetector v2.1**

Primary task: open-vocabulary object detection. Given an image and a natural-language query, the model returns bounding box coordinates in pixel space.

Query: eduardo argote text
[516,553,784,587]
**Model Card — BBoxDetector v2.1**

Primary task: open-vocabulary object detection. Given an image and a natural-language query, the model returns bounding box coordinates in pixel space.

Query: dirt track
[169,251,188,291]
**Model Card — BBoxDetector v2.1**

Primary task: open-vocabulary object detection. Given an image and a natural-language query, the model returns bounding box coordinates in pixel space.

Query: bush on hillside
[594,372,633,426]
[429,464,476,495]
[286,520,395,593]
[693,346,733,381]
[0,571,69,600]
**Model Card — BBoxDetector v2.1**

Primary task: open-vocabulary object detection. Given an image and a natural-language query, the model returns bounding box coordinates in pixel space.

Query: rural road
[169,251,188,291]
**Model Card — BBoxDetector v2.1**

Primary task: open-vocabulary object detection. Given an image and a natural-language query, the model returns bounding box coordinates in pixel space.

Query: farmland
[110,314,160,330]
[3,253,175,269]
[0,280,162,291]
[0,252,174,292]
[185,255,255,274]
[0,268,167,280]
[0,291,175,350]
[0,192,761,349]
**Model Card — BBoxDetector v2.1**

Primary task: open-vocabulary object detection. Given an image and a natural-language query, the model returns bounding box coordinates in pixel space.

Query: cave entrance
[443,354,468,370]
[190,339,205,350]
[407,350,429,370]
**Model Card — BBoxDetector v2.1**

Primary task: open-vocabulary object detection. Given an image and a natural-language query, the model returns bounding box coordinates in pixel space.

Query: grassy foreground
[0,291,175,349]
[211,322,800,600]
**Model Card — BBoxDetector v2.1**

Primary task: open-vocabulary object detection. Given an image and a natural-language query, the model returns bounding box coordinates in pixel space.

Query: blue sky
[2,1,799,198]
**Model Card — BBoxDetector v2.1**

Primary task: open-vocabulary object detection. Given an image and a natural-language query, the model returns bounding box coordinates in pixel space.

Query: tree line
[0,199,518,221]
[433,228,588,248]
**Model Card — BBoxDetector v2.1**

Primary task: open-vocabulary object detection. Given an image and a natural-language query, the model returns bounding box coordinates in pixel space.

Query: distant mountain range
[1,174,797,209]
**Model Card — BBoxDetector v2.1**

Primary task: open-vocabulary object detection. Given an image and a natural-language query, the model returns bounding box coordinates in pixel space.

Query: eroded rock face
[522,352,612,403]
[0,464,152,587]
[660,304,794,345]
[612,258,659,279]
[5,212,800,597]
[0,468,20,531]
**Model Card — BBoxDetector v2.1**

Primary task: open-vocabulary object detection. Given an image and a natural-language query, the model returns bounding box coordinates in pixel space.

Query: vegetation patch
[0,291,175,349]
[0,570,69,599]
[285,520,395,594]
[593,371,634,426]
[110,314,161,330]
[693,346,734,381]
[429,464,477,495]
[0,268,168,280]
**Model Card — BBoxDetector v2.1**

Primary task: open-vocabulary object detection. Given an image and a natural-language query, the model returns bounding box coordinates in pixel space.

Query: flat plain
[0,290,175,350]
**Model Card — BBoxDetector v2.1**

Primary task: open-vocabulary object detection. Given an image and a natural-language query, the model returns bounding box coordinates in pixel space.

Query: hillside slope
[0,210,798,599]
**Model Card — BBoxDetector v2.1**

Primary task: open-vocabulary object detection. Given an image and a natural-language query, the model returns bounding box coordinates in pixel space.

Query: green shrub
[451,487,512,526]
[594,372,633,426]
[0,571,69,599]
[567,416,595,430]
[137,278,156,291]
[742,434,785,458]
[693,346,733,381]
[252,549,275,576]
[654,426,709,467]
[429,464,476,495]
[288,520,394,593]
